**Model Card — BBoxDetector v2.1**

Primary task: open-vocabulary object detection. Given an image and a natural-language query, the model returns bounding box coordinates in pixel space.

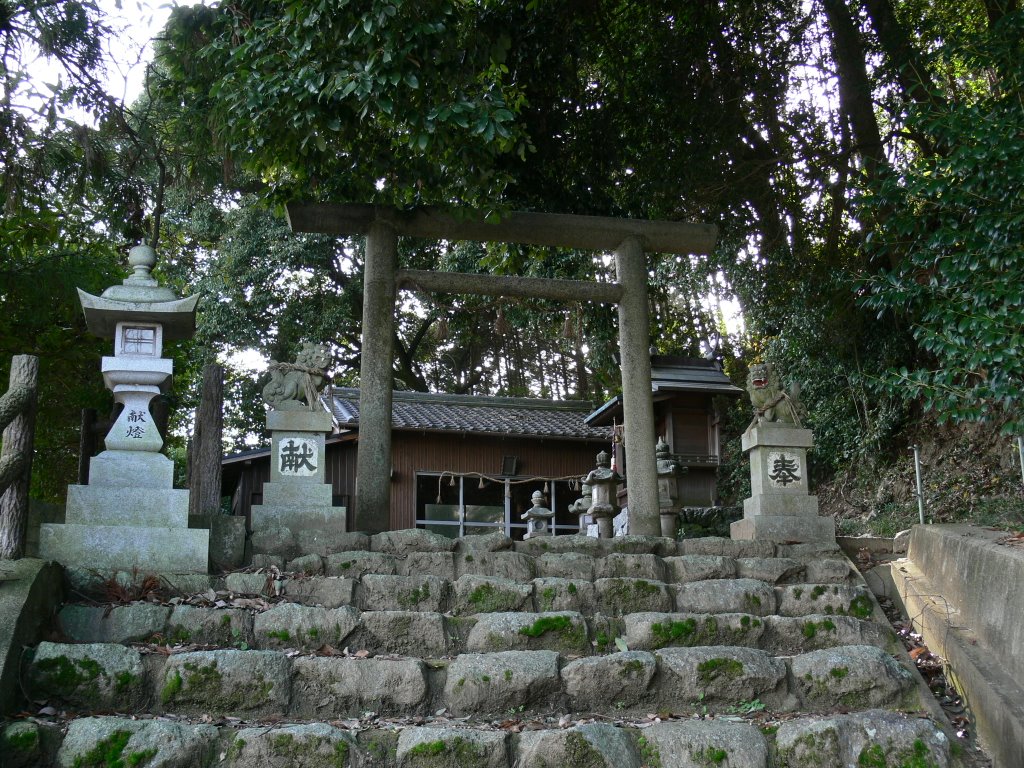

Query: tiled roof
[328,388,611,441]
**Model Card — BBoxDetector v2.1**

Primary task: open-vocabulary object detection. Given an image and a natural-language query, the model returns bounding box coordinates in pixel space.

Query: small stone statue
[568,482,593,533]
[522,490,555,539]
[746,362,803,431]
[262,342,332,411]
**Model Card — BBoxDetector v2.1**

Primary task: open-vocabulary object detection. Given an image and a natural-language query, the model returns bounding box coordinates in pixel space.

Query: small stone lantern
[655,436,686,538]
[568,481,593,533]
[583,450,622,538]
[521,490,555,539]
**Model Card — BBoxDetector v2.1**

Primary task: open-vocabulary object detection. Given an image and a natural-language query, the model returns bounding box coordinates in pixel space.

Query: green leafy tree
[858,12,1024,433]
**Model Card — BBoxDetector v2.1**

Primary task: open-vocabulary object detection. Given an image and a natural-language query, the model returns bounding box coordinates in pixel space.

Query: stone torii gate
[286,203,718,537]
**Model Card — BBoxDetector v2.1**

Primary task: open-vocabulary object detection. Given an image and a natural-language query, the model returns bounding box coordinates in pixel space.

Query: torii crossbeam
[287,203,718,537]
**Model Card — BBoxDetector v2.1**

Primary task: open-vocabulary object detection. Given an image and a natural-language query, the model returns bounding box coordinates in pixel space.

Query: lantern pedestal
[730,424,835,543]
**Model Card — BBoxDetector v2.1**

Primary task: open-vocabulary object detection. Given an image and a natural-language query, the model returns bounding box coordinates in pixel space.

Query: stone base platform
[731,514,836,543]
[39,523,209,573]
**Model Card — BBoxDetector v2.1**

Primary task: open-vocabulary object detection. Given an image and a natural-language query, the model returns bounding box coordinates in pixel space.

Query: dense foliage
[2,0,1021,500]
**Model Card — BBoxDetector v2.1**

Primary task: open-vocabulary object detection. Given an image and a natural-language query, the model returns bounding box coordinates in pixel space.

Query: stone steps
[2,710,956,768]
[26,640,921,719]
[7,530,964,766]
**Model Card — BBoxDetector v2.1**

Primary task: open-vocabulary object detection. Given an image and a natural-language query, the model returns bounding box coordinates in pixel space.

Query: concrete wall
[907,525,1024,687]
[887,525,1024,768]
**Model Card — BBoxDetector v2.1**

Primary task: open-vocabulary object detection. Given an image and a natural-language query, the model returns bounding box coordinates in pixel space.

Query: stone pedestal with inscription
[249,410,346,558]
[40,245,209,572]
[730,424,835,543]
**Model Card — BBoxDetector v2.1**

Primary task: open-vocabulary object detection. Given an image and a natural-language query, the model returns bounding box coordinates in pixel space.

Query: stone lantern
[583,450,622,538]
[521,489,555,539]
[40,245,208,572]
[568,481,593,533]
[655,436,685,538]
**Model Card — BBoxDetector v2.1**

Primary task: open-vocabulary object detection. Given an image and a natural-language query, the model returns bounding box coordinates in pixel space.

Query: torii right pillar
[731,423,835,543]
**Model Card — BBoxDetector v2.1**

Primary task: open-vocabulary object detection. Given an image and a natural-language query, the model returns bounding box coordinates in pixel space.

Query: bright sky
[98,1,177,104]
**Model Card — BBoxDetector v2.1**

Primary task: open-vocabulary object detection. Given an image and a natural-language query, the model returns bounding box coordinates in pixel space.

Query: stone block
[736,557,805,583]
[40,523,209,573]
[1,721,48,768]
[593,553,666,581]
[532,577,595,614]
[86,450,175,488]
[59,604,169,644]
[775,711,952,768]
[371,529,456,555]
[28,642,146,710]
[250,554,283,570]
[160,574,216,596]
[534,552,594,581]
[663,555,737,582]
[285,553,324,575]
[597,536,677,557]
[324,551,397,578]
[731,514,836,544]
[290,656,427,716]
[456,531,513,552]
[399,551,456,580]
[282,577,355,608]
[675,578,776,616]
[268,427,328,484]
[742,424,814,451]
[639,720,770,768]
[226,722,356,768]
[678,537,775,558]
[259,482,334,508]
[803,557,854,583]
[299,530,369,556]
[514,534,600,557]
[160,650,291,716]
[267,409,333,433]
[248,525,299,561]
[224,572,273,596]
[167,606,252,646]
[358,611,449,656]
[516,724,642,768]
[561,651,656,711]
[762,615,896,655]
[466,612,588,654]
[454,551,535,582]
[655,646,790,711]
[776,584,874,618]
[64,485,189,527]
[742,494,819,517]
[396,727,508,768]
[789,645,918,711]
[624,612,765,651]
[594,578,673,616]
[359,575,448,612]
[208,515,246,570]
[250,504,346,542]
[451,576,532,616]
[443,651,560,714]
[253,603,360,649]
[57,717,219,768]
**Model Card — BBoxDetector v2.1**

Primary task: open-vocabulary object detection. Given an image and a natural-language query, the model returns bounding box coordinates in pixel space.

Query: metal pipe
[911,444,926,525]
[1017,436,1024,488]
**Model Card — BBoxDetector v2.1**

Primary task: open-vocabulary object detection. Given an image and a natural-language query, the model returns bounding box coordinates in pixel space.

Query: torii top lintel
[286,203,718,256]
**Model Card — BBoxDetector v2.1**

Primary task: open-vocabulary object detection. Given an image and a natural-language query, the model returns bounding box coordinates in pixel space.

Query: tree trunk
[189,363,224,517]
[77,408,96,485]
[821,0,886,176]
[0,355,39,559]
